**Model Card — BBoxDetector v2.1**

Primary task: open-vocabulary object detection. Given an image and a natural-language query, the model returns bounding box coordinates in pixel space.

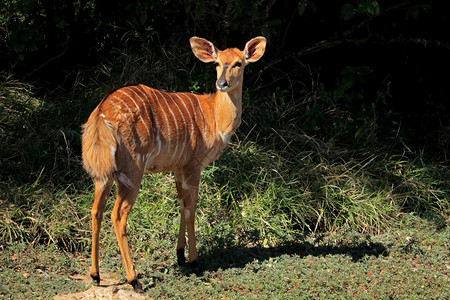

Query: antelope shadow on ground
[179,234,389,276]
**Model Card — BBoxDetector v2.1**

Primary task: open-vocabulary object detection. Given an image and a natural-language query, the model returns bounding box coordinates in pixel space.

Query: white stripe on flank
[127,86,154,137]
[175,94,195,164]
[138,85,162,156]
[144,149,156,170]
[112,95,142,141]
[190,93,208,141]
[156,134,162,155]
[155,90,179,160]
[118,89,151,144]
[164,92,180,161]
[151,88,171,153]
[179,93,198,140]
[167,93,188,162]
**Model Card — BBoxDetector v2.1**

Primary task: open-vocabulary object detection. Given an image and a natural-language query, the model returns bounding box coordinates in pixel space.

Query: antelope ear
[244,37,266,63]
[190,37,219,63]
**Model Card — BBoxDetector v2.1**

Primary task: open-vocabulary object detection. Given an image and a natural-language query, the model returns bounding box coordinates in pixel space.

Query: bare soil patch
[54,273,150,300]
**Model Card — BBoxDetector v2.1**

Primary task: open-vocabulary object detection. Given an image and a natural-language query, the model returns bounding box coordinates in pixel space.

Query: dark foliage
[1,0,449,156]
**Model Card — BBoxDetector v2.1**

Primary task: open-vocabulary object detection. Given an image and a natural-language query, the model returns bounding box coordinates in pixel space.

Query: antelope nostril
[217,79,228,89]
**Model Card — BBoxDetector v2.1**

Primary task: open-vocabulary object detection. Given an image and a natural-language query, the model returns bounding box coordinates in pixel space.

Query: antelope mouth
[216,84,232,92]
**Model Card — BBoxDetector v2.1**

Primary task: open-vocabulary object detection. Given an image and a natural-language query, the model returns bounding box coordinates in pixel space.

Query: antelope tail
[81,112,133,188]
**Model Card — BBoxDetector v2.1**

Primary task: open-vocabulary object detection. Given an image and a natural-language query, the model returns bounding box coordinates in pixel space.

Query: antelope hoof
[188,260,199,269]
[177,248,185,265]
[91,273,100,285]
[129,279,143,293]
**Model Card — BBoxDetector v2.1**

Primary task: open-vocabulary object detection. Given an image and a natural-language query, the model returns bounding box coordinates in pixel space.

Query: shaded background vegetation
[2,0,448,152]
[0,0,449,249]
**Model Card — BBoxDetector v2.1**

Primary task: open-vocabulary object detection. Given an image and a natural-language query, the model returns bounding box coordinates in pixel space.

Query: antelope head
[190,36,266,92]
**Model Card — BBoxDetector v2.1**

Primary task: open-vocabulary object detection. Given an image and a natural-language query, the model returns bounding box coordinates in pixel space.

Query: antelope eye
[233,62,242,68]
[214,62,220,68]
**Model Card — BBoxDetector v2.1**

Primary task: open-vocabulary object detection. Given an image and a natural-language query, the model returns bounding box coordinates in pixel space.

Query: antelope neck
[212,82,243,138]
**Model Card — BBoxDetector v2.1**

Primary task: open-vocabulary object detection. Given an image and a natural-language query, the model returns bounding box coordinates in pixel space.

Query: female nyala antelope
[82,36,266,292]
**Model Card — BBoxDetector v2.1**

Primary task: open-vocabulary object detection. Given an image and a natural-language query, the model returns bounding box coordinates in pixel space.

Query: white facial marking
[208,41,217,58]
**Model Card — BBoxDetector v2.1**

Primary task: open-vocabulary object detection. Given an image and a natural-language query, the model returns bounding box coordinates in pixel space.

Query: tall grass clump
[0,73,87,186]
[0,73,92,250]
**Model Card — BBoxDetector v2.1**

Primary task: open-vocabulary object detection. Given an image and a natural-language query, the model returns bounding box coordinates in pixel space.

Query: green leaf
[298,1,307,16]
[406,4,432,20]
[140,11,147,25]
[341,3,355,21]
[357,0,380,16]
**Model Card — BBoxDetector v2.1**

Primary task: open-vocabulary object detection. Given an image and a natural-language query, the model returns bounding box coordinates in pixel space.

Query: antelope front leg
[175,170,200,266]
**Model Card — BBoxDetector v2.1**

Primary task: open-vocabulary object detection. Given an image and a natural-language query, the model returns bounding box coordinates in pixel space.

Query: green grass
[0,243,89,299]
[0,220,448,299]
[0,47,449,298]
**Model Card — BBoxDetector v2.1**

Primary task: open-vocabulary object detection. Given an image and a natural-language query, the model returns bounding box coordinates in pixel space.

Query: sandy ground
[54,273,150,300]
